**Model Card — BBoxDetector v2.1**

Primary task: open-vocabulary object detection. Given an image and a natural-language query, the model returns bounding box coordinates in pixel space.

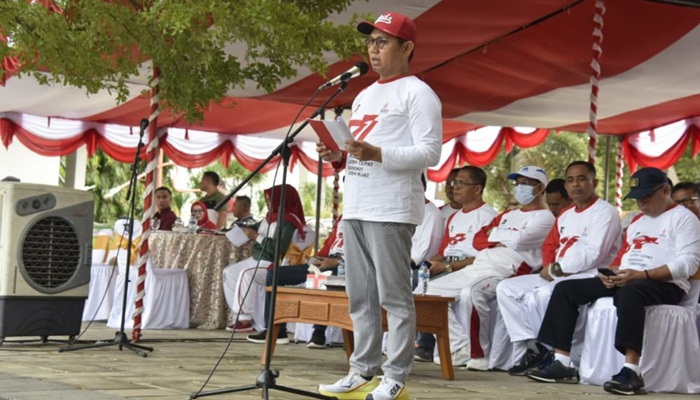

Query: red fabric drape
[505,128,550,152]
[622,128,692,171]
[426,144,460,182]
[3,116,698,180]
[460,130,506,166]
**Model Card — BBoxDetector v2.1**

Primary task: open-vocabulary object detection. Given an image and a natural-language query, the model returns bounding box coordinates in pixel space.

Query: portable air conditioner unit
[0,182,93,342]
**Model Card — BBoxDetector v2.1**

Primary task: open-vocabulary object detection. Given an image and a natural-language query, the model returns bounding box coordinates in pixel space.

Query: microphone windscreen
[356,62,369,76]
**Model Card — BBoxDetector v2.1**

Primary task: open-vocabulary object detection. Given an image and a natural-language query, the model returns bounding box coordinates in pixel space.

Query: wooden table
[264,287,456,380]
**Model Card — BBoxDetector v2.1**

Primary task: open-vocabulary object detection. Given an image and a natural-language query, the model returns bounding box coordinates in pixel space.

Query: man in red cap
[317,10,442,400]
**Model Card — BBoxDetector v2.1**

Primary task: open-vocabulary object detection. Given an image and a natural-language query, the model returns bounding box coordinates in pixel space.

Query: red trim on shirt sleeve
[541,219,561,267]
[330,152,347,170]
[514,262,533,277]
[473,212,504,250]
[316,215,342,258]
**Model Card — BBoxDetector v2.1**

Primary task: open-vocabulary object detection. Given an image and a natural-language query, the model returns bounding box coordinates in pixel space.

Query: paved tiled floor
[0,323,684,399]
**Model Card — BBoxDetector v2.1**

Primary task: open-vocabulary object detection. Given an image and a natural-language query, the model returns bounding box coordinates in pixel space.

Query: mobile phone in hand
[598,268,617,277]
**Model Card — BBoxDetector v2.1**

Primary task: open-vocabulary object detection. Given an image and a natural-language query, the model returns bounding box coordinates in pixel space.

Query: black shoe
[525,360,579,384]
[307,329,327,349]
[603,367,647,395]
[246,329,289,345]
[414,346,434,362]
[508,342,551,375]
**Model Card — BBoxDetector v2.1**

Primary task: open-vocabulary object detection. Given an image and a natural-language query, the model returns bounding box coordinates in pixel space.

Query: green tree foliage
[670,145,700,184]
[85,149,144,224]
[0,0,365,122]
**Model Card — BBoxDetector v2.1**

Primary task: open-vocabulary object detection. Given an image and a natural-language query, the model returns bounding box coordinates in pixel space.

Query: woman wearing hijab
[191,201,218,230]
[222,184,306,338]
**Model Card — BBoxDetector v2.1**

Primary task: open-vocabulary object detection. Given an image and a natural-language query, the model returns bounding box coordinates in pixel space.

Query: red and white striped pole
[615,137,624,214]
[587,0,605,164]
[332,168,340,227]
[132,67,160,341]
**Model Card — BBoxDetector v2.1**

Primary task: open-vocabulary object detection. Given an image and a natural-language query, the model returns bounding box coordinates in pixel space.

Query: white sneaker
[317,372,379,399]
[452,346,470,367]
[434,346,470,367]
[366,377,408,400]
[466,357,490,371]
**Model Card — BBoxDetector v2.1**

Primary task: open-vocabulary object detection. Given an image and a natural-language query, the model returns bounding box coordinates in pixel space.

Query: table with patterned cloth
[149,231,254,329]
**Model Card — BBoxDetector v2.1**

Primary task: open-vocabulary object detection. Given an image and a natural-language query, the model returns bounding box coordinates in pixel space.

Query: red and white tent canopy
[2,0,700,177]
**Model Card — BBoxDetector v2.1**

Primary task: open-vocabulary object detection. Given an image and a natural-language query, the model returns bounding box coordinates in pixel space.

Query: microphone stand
[191,82,349,400]
[60,124,154,357]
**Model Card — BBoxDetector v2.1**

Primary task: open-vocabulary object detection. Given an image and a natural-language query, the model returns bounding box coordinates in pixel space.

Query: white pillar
[64,146,87,189]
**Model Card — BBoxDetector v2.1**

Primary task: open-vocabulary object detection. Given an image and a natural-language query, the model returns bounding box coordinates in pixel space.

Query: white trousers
[222,256,271,329]
[495,271,592,365]
[455,248,524,359]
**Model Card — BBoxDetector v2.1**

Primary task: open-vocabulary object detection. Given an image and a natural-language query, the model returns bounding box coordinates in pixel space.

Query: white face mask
[514,184,537,205]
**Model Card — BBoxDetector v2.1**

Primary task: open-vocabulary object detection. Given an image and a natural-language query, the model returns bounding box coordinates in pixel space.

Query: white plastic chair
[107,220,190,330]
[580,278,700,393]
[82,229,116,321]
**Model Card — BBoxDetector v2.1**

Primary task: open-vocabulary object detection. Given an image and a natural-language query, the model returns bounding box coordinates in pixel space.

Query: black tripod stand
[191,83,349,400]
[60,119,154,358]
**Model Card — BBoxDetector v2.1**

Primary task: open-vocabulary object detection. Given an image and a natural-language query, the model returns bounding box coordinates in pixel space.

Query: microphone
[318,62,369,90]
[139,118,149,135]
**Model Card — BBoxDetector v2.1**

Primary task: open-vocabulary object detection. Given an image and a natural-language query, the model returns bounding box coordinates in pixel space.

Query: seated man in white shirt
[455,166,555,371]
[496,161,622,375]
[439,168,462,226]
[410,175,444,287]
[526,168,700,396]
[414,166,498,366]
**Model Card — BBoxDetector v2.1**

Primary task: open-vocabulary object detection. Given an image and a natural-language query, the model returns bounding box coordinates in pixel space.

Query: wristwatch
[444,264,453,273]
[551,262,563,277]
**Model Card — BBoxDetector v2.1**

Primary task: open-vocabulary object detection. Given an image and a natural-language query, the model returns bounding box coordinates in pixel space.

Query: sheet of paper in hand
[308,119,354,152]
[225,225,250,247]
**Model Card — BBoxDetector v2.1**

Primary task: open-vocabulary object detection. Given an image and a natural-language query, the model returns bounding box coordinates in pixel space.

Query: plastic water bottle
[417,262,430,295]
[188,215,198,233]
[337,258,345,278]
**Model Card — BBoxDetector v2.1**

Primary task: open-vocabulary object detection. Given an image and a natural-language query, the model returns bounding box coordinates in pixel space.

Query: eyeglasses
[450,179,480,188]
[364,36,392,49]
[192,209,205,214]
[676,196,700,206]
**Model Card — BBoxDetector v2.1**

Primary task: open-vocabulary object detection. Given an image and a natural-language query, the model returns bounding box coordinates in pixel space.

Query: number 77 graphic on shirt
[348,115,379,141]
[557,236,580,258]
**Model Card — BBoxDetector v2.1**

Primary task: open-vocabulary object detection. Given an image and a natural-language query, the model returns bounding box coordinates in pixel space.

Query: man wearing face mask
[447,166,555,371]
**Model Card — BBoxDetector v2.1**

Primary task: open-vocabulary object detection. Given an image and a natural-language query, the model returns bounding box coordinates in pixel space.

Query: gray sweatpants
[344,219,416,382]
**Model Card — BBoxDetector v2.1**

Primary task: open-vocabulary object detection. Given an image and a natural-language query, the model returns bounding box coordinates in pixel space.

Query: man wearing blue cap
[526,167,700,395]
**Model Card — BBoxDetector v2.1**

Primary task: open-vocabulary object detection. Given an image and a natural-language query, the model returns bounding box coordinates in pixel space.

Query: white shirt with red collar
[439,203,461,227]
[437,203,498,261]
[473,208,555,272]
[615,204,700,293]
[542,197,622,275]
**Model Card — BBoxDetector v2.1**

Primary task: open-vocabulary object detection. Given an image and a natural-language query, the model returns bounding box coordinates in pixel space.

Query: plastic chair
[107,220,189,330]
[82,228,116,321]
[580,276,700,393]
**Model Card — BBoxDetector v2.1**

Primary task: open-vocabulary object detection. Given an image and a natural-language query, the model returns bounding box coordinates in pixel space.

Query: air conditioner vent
[21,216,80,289]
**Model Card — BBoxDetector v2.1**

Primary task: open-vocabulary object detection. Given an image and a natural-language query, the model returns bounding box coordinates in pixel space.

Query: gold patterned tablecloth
[149,231,253,329]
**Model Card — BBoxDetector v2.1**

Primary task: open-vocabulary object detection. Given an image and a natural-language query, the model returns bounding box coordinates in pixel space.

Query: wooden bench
[263,287,456,380]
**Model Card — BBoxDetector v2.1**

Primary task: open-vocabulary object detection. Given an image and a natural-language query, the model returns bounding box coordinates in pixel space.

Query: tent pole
[313,108,326,253]
[603,134,611,202]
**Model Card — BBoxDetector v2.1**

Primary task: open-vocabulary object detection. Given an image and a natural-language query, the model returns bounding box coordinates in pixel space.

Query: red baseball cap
[357,11,417,42]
